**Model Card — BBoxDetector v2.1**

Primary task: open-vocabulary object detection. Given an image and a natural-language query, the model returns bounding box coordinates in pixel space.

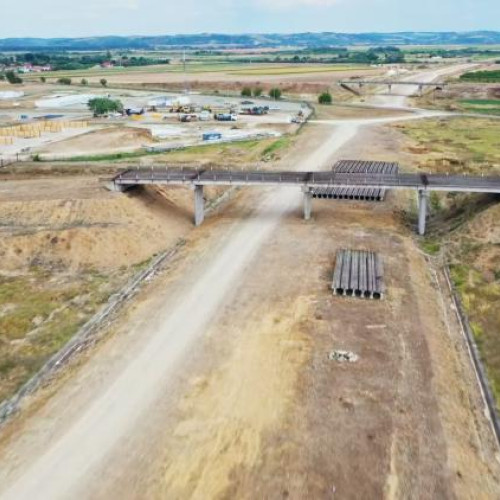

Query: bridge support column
[418,189,429,236]
[106,181,127,193]
[303,188,312,221]
[418,84,424,97]
[388,84,392,94]
[194,185,205,226]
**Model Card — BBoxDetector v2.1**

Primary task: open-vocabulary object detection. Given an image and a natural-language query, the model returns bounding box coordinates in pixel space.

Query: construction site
[1,47,500,500]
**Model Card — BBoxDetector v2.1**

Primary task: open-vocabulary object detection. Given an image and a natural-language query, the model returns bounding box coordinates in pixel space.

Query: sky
[1,0,499,38]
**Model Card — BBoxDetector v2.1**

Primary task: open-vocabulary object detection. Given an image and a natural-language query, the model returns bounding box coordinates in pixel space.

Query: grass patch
[450,263,500,411]
[403,116,500,412]
[0,268,127,404]
[397,117,500,174]
[61,150,160,163]
[261,136,292,159]
[152,137,293,165]
[421,239,441,255]
[458,99,500,116]
[45,136,292,165]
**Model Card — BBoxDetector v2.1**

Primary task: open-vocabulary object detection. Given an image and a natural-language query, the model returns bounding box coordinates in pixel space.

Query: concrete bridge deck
[337,80,448,87]
[111,166,500,234]
[114,168,500,193]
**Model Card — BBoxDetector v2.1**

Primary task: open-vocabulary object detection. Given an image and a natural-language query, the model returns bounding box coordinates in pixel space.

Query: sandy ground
[84,66,384,86]
[37,126,154,156]
[0,177,197,270]
[0,64,499,499]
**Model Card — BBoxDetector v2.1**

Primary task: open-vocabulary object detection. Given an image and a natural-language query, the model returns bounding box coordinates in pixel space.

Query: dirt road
[1,64,498,499]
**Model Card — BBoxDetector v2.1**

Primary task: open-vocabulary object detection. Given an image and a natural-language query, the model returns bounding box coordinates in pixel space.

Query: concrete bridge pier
[418,84,424,97]
[418,189,429,236]
[194,184,205,226]
[388,84,392,94]
[108,181,127,193]
[303,188,313,220]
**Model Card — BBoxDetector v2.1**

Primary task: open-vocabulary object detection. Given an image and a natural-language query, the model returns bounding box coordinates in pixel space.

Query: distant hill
[1,31,500,51]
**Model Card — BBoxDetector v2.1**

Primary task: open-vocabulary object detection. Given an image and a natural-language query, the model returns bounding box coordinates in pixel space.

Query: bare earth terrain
[0,65,499,499]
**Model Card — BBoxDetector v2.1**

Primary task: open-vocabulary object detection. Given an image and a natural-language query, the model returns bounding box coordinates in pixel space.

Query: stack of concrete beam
[332,249,385,300]
[312,160,399,202]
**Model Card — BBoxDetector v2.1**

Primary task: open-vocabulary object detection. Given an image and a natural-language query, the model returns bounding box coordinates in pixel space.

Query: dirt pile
[0,180,192,271]
[38,126,154,156]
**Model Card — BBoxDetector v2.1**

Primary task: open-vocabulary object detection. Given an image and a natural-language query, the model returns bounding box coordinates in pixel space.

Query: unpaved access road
[0,64,499,499]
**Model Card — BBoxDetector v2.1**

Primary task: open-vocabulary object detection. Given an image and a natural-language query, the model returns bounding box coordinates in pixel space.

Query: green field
[459,99,500,116]
[459,70,500,83]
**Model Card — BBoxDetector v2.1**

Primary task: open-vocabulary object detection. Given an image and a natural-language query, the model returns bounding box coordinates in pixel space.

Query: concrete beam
[418,189,429,236]
[194,184,205,226]
[303,188,313,221]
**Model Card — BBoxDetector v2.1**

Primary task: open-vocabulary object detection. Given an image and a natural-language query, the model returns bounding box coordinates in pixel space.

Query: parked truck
[214,113,238,122]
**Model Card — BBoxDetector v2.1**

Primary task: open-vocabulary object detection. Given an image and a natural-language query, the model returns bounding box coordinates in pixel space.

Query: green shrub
[269,87,282,100]
[88,97,123,116]
[318,91,332,104]
[5,71,22,84]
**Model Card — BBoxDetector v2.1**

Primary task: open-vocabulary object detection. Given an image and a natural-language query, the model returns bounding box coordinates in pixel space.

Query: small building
[101,61,114,69]
[203,132,222,141]
[18,64,33,73]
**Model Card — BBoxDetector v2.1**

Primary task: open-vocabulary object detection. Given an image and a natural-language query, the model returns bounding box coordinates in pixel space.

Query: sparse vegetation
[81,78,88,85]
[0,268,124,403]
[397,118,500,174]
[57,77,71,85]
[401,117,500,411]
[100,78,107,87]
[261,136,291,160]
[253,87,263,97]
[421,238,441,255]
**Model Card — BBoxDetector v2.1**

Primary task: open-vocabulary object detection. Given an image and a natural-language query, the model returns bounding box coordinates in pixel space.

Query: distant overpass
[337,80,448,95]
[110,162,500,235]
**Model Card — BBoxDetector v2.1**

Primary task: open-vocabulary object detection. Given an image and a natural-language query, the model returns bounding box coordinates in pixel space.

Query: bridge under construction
[110,160,500,235]
[337,80,447,96]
